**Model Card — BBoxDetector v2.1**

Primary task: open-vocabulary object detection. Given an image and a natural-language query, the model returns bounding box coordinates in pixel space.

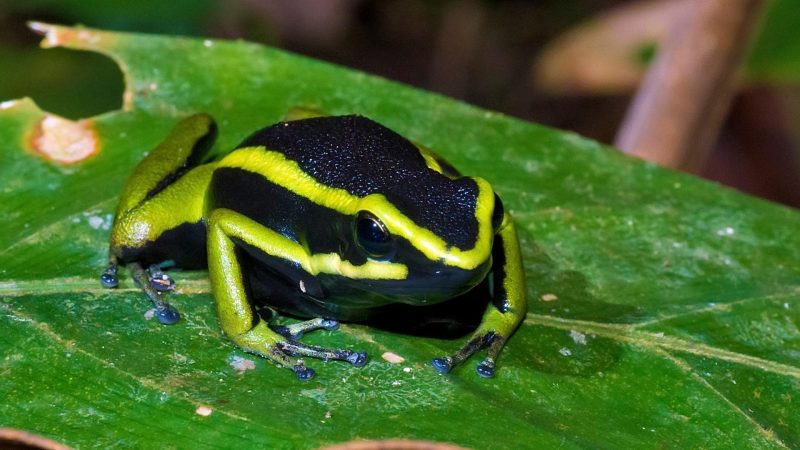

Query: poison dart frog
[101,113,526,380]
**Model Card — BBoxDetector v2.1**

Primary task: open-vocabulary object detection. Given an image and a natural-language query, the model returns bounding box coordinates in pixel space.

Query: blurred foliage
[746,0,800,83]
[2,0,800,119]
[2,0,798,114]
[0,47,123,119]
[0,0,217,119]
[0,0,217,34]
[0,0,622,119]
[0,0,799,209]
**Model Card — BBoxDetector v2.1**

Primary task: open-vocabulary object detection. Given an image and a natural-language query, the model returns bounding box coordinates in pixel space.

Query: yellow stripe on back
[218,146,495,270]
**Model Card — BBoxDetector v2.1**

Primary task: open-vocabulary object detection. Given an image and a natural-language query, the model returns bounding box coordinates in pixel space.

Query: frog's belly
[246,269,386,321]
[247,265,490,337]
[244,265,473,321]
[237,239,488,321]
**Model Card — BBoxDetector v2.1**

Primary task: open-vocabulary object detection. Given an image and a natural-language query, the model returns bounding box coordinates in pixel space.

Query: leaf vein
[657,350,789,449]
[632,289,800,328]
[525,313,800,379]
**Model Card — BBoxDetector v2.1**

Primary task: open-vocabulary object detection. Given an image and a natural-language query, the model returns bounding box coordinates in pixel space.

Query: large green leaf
[1,24,799,449]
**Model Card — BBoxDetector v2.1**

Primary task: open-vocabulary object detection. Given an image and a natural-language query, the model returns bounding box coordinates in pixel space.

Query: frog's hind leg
[207,208,368,380]
[433,213,526,378]
[114,114,217,218]
[102,114,217,322]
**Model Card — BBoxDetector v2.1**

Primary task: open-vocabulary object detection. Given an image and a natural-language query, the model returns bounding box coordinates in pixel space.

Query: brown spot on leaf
[381,352,405,364]
[321,440,468,450]
[541,293,559,302]
[0,428,71,450]
[195,405,213,417]
[30,115,99,164]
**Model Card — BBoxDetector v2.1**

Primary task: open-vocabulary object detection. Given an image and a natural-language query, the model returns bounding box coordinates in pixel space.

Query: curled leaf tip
[0,99,21,110]
[27,22,108,50]
[27,20,51,35]
[27,21,60,48]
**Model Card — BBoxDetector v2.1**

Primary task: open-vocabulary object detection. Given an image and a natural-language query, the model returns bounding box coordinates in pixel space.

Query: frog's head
[346,174,503,305]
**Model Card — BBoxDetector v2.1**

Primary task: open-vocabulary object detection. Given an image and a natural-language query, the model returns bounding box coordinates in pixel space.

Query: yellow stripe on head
[218,147,495,270]
[210,208,408,280]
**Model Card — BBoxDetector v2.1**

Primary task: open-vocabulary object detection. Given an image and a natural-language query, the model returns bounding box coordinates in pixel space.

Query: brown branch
[614,0,769,170]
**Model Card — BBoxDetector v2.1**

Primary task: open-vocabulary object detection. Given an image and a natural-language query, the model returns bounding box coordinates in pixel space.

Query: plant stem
[614,0,768,170]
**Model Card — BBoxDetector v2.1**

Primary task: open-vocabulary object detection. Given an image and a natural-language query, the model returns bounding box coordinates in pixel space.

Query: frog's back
[237,115,427,191]
[229,115,480,249]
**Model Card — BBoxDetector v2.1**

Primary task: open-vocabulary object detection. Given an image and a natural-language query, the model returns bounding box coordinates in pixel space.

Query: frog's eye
[491,194,505,231]
[355,211,393,258]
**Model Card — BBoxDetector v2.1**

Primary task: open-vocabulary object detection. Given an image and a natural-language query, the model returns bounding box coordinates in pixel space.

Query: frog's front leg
[433,213,526,377]
[207,208,367,380]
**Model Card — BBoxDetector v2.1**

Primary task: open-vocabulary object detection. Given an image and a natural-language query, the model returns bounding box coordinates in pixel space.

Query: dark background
[1,0,798,207]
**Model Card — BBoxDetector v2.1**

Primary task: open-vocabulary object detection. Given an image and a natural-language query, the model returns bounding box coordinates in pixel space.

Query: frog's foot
[273,318,339,340]
[432,331,504,378]
[235,321,367,380]
[147,264,176,292]
[100,262,119,288]
[128,262,181,325]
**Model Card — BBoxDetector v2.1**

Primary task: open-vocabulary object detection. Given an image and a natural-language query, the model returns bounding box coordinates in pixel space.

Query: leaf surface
[1,24,799,449]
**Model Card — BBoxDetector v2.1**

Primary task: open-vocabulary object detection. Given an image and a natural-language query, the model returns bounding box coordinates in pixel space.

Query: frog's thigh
[206,208,308,363]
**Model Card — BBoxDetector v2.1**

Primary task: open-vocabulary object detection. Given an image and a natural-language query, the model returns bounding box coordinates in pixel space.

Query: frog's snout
[406,257,491,301]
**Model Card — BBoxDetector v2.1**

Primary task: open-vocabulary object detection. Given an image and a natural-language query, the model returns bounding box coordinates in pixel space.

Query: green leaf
[747,0,800,83]
[2,23,799,449]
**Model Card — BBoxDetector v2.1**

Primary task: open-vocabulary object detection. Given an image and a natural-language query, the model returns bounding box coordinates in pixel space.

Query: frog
[100,113,526,380]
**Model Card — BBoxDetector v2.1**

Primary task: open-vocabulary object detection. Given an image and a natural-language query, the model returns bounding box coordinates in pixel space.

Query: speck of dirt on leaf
[195,405,213,417]
[541,293,559,302]
[716,227,735,236]
[559,347,572,357]
[88,216,104,229]
[143,309,156,321]
[230,355,257,373]
[29,115,98,164]
[569,330,587,345]
[382,352,405,364]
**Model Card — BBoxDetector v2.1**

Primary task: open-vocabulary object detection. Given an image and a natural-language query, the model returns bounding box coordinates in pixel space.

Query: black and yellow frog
[101,113,526,380]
